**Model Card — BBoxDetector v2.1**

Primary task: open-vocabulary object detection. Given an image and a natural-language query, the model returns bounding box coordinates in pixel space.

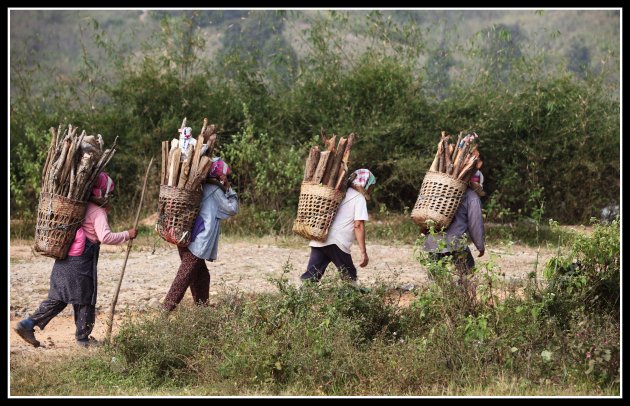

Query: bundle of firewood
[41,124,118,201]
[302,132,356,192]
[429,131,480,182]
[160,117,217,190]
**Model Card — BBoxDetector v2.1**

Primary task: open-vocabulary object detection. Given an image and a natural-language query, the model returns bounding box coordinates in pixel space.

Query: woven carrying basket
[410,171,467,231]
[292,182,345,242]
[34,192,88,260]
[156,185,202,247]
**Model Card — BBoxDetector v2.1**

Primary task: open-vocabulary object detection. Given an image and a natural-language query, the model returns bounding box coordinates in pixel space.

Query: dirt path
[9,238,555,353]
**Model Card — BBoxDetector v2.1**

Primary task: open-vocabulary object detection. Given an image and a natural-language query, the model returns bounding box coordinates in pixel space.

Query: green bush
[10,11,619,227]
[542,219,620,320]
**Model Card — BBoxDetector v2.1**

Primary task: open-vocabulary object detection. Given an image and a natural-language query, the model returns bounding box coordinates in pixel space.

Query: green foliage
[221,104,303,210]
[542,219,620,320]
[10,126,48,216]
[10,10,619,227]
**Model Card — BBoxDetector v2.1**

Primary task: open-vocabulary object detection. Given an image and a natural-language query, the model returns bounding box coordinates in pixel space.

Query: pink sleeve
[93,210,130,245]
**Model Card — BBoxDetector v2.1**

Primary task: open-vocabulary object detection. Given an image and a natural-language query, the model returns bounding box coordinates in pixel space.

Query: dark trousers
[29,299,95,341]
[301,245,357,282]
[428,247,475,277]
[163,246,210,311]
[428,247,477,302]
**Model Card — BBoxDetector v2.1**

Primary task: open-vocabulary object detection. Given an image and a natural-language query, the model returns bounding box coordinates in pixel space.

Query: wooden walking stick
[105,157,154,344]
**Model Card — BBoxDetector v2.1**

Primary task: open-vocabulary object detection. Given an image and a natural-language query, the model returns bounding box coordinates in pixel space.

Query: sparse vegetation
[10,218,620,395]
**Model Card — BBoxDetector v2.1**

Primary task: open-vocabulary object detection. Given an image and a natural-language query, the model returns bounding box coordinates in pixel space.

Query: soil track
[9,238,555,353]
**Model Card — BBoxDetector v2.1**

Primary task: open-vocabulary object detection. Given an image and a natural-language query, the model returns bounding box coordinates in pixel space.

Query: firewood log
[452,138,470,177]
[177,159,190,188]
[304,146,320,182]
[66,130,85,199]
[51,136,72,194]
[62,131,85,197]
[429,139,441,172]
[73,153,93,200]
[68,158,76,199]
[161,141,168,185]
[55,125,64,148]
[325,135,336,152]
[320,135,338,185]
[189,134,204,177]
[327,137,347,188]
[200,118,208,141]
[189,155,212,190]
[59,137,78,194]
[452,132,463,165]
[451,137,465,176]
[437,139,445,173]
[312,151,330,184]
[444,139,452,176]
[205,133,217,156]
[457,157,478,182]
[169,148,182,186]
[166,139,178,184]
[334,133,355,190]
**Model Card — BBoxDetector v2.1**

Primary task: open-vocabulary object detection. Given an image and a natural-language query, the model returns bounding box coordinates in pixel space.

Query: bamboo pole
[105,157,154,344]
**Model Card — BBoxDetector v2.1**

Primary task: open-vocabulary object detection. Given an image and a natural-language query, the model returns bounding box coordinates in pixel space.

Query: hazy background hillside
[10,9,620,94]
[9,9,620,226]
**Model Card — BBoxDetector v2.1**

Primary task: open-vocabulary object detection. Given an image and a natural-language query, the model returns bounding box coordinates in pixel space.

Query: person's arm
[93,210,134,245]
[214,180,239,218]
[354,220,369,267]
[467,195,485,257]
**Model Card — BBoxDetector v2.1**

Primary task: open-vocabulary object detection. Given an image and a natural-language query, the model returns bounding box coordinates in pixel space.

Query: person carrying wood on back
[161,158,239,313]
[300,169,376,285]
[422,174,485,302]
[14,172,137,348]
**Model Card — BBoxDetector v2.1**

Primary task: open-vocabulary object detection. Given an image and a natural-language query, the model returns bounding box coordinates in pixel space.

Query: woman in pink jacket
[14,172,137,348]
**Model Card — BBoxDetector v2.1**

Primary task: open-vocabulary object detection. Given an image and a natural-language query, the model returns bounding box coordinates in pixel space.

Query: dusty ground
[9,236,556,354]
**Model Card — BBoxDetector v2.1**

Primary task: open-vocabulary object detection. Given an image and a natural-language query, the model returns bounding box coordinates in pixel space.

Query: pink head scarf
[208,158,231,179]
[91,172,115,199]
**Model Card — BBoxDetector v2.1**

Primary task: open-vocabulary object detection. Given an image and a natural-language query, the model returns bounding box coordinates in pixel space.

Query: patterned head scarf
[352,169,376,189]
[470,170,483,186]
[91,172,115,199]
[208,157,231,179]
